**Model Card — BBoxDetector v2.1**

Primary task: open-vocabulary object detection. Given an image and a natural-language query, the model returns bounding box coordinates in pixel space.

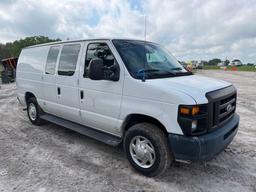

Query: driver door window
[84,43,119,80]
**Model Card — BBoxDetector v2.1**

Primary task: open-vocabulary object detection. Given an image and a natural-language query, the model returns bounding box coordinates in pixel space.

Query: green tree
[0,36,61,59]
[208,58,221,66]
[224,59,230,66]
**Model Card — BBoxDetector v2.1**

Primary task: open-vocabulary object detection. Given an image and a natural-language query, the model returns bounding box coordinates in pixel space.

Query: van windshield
[112,39,192,80]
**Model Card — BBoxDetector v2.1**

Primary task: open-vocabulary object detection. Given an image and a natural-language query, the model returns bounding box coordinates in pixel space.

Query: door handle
[57,87,61,95]
[80,90,84,100]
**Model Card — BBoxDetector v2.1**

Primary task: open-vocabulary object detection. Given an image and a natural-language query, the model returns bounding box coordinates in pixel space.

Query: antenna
[144,15,147,41]
[136,15,148,82]
[142,15,147,82]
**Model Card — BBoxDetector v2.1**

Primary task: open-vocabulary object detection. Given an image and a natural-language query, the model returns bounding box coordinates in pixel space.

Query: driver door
[78,40,124,136]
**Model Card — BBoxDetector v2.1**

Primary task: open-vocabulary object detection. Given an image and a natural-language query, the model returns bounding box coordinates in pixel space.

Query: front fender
[120,96,185,135]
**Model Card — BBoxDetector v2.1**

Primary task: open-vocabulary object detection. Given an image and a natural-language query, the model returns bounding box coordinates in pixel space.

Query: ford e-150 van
[16,39,239,177]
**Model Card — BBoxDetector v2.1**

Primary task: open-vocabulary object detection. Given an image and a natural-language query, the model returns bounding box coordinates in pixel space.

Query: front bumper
[169,113,239,161]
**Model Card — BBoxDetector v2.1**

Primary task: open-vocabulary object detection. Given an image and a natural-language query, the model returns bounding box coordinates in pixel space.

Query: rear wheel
[124,123,173,177]
[27,97,43,125]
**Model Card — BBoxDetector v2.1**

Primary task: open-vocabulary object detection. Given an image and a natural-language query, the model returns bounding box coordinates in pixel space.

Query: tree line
[1,36,250,66]
[0,36,61,60]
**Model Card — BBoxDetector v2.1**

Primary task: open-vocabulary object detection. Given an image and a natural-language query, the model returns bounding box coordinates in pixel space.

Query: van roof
[24,38,149,49]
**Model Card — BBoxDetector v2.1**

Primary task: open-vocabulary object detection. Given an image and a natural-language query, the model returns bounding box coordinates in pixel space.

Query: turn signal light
[180,107,190,115]
[191,106,200,115]
[180,106,200,116]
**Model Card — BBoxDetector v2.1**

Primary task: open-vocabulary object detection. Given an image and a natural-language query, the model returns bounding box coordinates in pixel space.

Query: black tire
[124,123,173,177]
[27,97,43,125]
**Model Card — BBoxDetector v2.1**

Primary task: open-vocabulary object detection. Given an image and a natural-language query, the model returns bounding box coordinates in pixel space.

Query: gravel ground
[0,70,255,192]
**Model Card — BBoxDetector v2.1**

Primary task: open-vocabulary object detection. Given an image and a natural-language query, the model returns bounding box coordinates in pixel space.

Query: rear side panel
[16,46,49,106]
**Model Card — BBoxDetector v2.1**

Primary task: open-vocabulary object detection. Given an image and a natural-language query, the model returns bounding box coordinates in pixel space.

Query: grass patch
[202,65,220,70]
[202,65,256,72]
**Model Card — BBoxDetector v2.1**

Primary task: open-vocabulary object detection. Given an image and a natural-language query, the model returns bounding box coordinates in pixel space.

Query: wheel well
[25,92,36,104]
[122,114,168,136]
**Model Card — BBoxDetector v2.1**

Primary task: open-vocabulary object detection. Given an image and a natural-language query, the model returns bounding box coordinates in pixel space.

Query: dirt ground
[0,70,255,192]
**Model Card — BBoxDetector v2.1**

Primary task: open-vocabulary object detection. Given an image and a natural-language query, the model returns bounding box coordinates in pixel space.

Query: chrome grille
[217,94,236,124]
[206,85,237,130]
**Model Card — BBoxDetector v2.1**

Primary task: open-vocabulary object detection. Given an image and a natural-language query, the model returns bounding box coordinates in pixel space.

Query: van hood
[148,74,232,104]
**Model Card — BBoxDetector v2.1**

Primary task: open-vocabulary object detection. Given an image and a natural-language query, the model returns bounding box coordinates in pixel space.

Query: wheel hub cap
[129,136,156,168]
[28,103,37,121]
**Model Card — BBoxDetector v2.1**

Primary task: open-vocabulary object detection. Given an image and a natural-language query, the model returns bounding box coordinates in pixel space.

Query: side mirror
[88,58,104,80]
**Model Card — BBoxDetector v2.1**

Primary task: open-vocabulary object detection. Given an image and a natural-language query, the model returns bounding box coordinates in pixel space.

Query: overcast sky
[0,0,256,63]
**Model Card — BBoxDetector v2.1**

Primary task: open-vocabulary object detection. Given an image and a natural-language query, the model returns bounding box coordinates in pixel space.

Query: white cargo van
[16,39,239,176]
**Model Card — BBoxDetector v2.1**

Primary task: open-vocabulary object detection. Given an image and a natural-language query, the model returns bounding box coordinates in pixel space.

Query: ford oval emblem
[226,104,232,112]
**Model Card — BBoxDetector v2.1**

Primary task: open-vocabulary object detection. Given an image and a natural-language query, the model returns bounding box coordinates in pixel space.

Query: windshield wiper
[169,67,193,74]
[137,69,160,73]
[170,67,183,71]
[136,69,177,81]
[136,69,160,81]
[170,67,193,75]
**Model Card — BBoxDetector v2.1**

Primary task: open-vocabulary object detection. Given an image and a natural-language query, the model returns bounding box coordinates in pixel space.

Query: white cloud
[0,0,256,63]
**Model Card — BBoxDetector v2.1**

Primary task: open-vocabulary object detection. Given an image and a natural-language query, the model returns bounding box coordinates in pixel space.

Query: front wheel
[124,123,173,177]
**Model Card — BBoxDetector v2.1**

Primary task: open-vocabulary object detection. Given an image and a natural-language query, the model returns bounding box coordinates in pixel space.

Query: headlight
[178,105,208,136]
[191,120,198,131]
